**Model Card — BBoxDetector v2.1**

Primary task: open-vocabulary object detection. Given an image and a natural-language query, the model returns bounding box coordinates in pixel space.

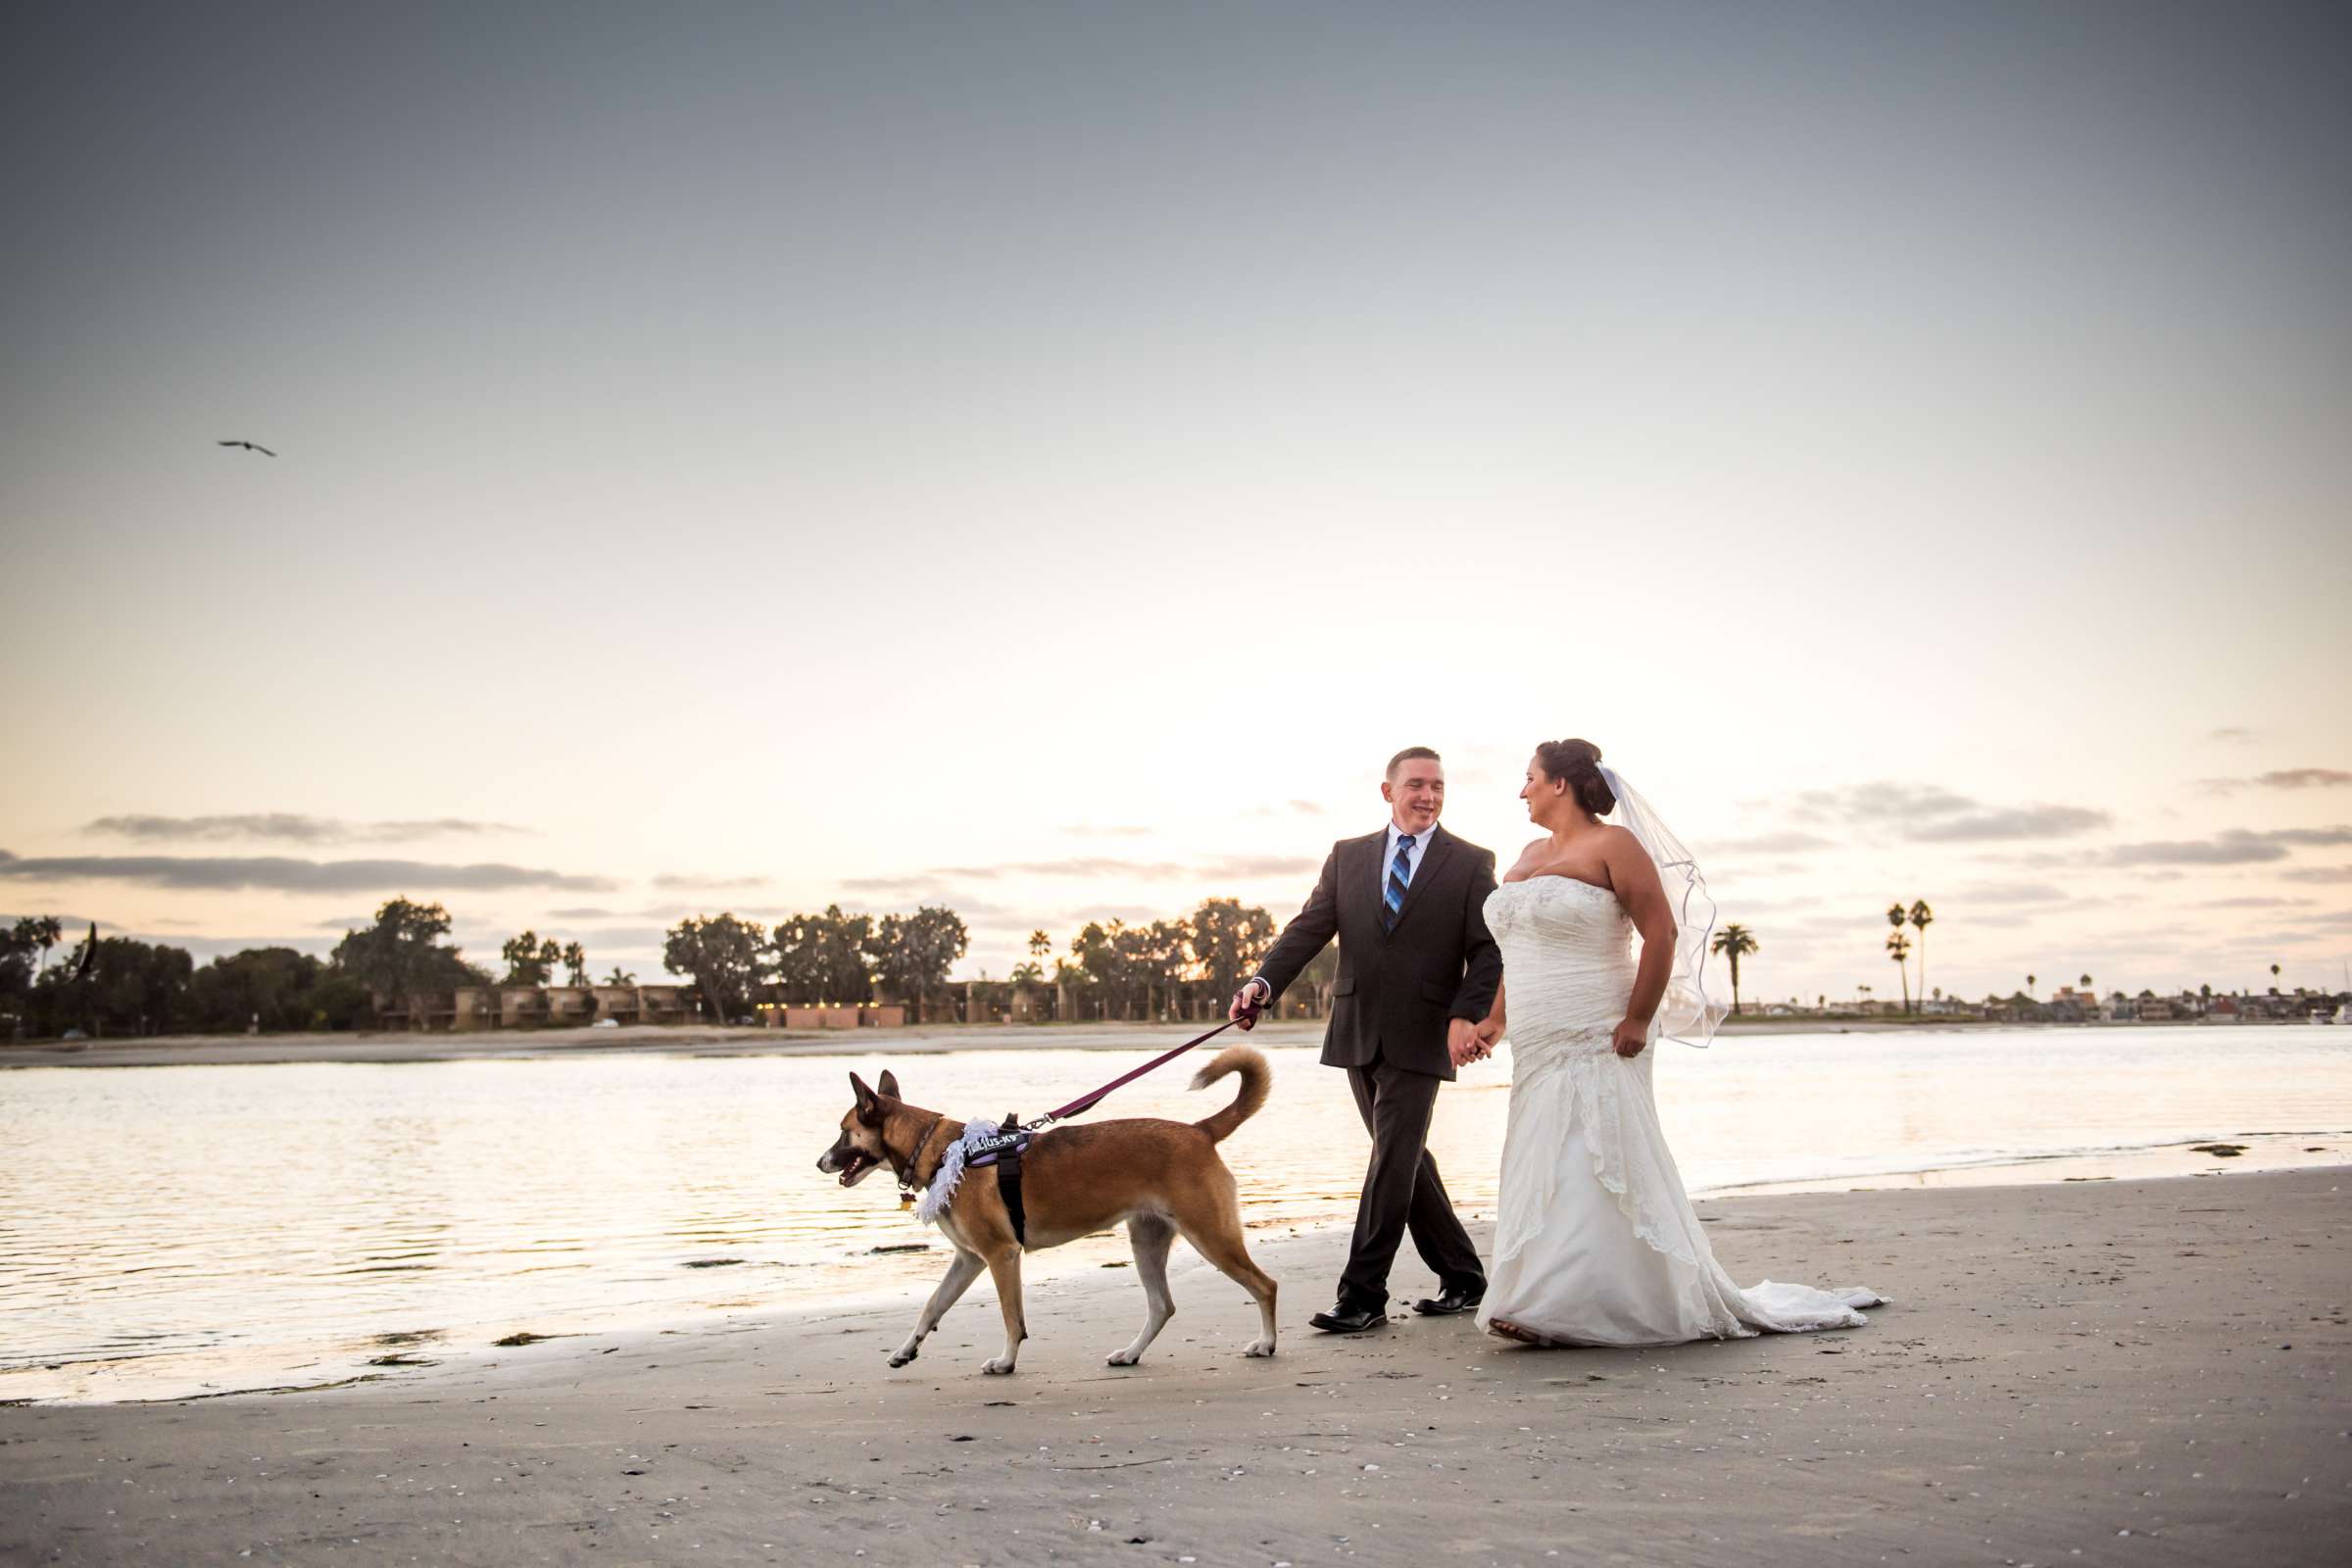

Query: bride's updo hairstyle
[1535,738,1616,817]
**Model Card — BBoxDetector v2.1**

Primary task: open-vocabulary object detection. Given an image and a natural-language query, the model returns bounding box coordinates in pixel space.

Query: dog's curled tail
[1189,1045,1270,1144]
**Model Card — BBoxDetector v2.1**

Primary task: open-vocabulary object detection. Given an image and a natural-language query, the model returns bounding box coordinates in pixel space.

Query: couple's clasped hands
[1447,1015,1502,1068]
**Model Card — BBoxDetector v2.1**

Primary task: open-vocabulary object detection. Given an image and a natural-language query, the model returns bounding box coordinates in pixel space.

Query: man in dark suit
[1230,746,1502,1333]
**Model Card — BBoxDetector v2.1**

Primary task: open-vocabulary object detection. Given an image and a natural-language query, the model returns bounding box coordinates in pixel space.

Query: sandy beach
[4,1168,2343,1566]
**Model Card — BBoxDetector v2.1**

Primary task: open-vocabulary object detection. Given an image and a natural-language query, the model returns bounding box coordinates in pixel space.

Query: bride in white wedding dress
[1467,739,1883,1348]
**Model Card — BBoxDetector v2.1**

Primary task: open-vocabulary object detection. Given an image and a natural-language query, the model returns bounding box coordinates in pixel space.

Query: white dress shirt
[1382,819,1433,900]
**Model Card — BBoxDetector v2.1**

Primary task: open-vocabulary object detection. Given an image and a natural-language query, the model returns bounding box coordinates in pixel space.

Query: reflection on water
[2,1024,2346,1402]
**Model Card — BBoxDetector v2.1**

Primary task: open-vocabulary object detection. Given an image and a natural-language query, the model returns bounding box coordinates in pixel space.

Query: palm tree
[1709,924,1759,1014]
[2080,973,2092,991]
[602,965,636,986]
[1028,930,1052,970]
[1886,904,1912,1015]
[1886,931,1913,1011]
[1907,901,1934,1012]
[2270,961,2281,993]
[2026,973,2037,997]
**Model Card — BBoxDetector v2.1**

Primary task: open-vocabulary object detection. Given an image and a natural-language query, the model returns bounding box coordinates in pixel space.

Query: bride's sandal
[1487,1317,1550,1348]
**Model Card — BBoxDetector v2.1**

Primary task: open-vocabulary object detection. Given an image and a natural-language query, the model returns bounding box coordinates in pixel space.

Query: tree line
[658,905,972,1023]
[2,893,1311,1038]
[1017,898,1300,1021]
[3,914,378,1038]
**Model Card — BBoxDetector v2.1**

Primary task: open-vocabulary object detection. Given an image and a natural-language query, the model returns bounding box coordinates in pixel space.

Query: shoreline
[0,1013,2289,1070]
[4,1169,2344,1563]
[8,1136,2340,1407]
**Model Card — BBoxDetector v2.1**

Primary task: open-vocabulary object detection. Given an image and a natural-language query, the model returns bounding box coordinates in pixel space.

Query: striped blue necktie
[1383,833,1415,932]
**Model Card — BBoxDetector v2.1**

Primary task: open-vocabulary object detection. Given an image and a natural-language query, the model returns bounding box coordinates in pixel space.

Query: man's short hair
[1386,746,1442,780]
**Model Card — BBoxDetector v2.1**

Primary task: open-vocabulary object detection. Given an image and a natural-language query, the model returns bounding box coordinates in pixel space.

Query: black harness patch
[966,1116,1033,1248]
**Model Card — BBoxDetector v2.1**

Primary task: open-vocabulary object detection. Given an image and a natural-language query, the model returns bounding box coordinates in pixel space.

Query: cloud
[1791,782,1975,824]
[84,813,527,845]
[2207,727,2257,743]
[2197,896,2314,908]
[0,850,615,895]
[846,855,1318,889]
[2281,865,2352,884]
[1062,824,1153,838]
[2099,826,2351,867]
[2200,767,2352,795]
[1907,805,2113,843]
[1788,783,2108,843]
[1696,831,1836,856]
[1243,800,1334,819]
[2104,833,2286,866]
[649,873,768,891]
[837,875,955,896]
[547,906,624,919]
[1953,881,2074,904]
[2264,825,2352,847]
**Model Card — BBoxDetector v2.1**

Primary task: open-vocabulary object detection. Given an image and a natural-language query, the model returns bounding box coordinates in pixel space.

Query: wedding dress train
[1477,876,1882,1346]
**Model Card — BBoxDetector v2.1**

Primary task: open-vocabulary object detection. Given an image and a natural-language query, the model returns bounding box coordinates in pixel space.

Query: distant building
[372,981,695,1032]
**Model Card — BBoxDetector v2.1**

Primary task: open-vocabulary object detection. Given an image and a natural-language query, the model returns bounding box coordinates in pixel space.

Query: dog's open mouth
[837,1151,880,1188]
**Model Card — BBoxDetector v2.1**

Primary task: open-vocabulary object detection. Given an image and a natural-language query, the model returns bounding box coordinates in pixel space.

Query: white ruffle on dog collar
[913,1117,1003,1225]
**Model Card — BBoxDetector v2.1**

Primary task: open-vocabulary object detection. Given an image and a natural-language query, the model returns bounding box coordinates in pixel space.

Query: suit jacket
[1253,822,1502,1081]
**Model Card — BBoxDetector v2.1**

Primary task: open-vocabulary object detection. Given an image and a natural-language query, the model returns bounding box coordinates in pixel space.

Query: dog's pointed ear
[850,1071,881,1123]
[876,1068,900,1101]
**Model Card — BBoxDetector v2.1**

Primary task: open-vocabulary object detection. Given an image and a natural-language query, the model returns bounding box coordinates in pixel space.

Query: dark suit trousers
[1339,1053,1486,1310]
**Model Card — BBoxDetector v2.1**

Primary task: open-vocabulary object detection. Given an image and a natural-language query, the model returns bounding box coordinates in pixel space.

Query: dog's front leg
[980,1247,1026,1375]
[890,1249,986,1369]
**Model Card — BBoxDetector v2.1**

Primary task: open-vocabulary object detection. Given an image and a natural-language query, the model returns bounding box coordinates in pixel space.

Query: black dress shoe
[1307,1303,1389,1334]
[1411,1284,1486,1317]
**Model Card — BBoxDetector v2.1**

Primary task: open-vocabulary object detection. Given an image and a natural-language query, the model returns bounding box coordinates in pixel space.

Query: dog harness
[972,1120,1030,1247]
[908,1116,1034,1245]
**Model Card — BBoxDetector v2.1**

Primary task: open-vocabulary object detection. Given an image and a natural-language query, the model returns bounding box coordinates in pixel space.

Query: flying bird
[217,440,276,457]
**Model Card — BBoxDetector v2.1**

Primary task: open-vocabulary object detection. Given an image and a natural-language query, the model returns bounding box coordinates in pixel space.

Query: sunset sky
[4,1,2347,1005]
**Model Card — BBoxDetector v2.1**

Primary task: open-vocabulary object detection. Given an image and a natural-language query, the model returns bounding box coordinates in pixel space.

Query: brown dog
[816,1046,1279,1374]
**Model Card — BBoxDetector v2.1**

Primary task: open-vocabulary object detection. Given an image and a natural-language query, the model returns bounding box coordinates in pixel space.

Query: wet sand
[4,1169,2344,1565]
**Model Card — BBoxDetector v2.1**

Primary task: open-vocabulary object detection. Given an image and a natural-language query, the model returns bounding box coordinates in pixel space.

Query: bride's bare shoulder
[1500,837,1549,882]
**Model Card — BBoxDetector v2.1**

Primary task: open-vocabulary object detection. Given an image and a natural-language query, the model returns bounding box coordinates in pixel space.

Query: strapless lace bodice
[1485,877,1634,1055]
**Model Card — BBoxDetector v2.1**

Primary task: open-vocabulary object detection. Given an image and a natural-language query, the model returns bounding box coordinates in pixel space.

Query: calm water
[4,1024,2348,1402]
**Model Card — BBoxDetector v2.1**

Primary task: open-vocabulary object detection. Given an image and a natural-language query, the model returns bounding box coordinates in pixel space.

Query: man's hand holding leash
[1229,978,1271,1030]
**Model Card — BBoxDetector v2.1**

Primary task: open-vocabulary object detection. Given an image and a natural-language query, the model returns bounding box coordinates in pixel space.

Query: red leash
[1035,997,1264,1124]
